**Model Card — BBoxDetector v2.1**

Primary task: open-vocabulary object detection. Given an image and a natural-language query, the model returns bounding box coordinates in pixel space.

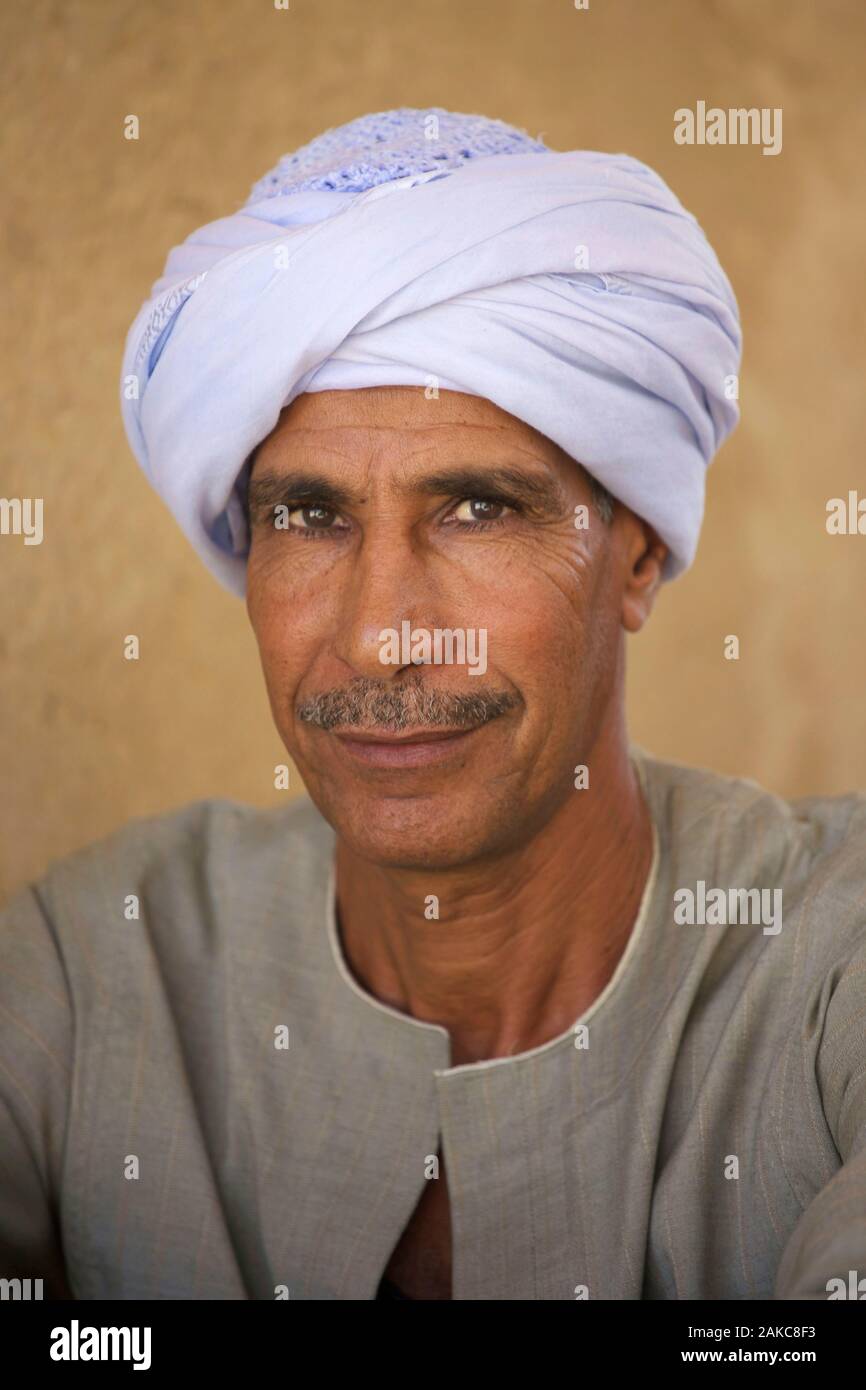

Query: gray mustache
[296,675,519,732]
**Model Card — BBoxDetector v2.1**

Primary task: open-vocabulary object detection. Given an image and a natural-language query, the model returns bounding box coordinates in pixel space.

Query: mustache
[295,674,519,732]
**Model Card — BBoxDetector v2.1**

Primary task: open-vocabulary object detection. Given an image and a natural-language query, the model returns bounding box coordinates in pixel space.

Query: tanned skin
[245,386,668,1298]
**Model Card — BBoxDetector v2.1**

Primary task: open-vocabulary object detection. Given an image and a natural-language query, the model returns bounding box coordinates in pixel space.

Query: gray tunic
[1,746,865,1300]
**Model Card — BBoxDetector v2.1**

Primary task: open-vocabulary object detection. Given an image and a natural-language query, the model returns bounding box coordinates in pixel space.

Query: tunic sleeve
[0,884,75,1298]
[774,930,866,1300]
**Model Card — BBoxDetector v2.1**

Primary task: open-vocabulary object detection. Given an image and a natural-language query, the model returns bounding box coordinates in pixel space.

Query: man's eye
[286,504,343,531]
[452,498,511,524]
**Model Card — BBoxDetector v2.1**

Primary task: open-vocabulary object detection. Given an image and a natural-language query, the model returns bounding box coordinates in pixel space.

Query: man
[1,109,864,1301]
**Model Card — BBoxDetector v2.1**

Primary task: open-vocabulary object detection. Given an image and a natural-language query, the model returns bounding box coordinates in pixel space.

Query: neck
[333,728,655,1067]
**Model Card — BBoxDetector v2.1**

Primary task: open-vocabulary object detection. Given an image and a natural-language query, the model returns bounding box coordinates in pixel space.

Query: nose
[332,533,438,682]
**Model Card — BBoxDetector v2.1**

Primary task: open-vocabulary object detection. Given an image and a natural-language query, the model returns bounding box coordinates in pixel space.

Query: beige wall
[2,0,865,901]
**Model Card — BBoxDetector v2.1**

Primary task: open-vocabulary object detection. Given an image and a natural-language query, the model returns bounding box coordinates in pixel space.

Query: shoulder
[38,792,331,891]
[0,794,335,978]
[636,744,866,883]
[635,743,866,962]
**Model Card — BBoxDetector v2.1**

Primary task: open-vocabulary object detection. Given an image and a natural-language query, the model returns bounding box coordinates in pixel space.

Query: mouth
[332,726,481,768]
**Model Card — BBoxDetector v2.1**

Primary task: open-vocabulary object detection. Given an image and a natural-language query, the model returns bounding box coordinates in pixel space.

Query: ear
[618,514,669,633]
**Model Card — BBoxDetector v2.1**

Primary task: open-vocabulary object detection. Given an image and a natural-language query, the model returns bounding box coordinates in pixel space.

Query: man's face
[246,387,662,869]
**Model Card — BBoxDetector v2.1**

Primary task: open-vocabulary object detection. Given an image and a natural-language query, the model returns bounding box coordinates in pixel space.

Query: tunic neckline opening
[322,745,661,1076]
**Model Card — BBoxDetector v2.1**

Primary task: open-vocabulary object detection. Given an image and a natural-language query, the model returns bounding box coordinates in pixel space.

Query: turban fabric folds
[120,109,742,595]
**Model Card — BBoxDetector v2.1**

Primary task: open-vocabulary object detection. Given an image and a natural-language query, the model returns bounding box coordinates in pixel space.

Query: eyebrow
[414,466,567,515]
[247,464,568,526]
[247,471,351,526]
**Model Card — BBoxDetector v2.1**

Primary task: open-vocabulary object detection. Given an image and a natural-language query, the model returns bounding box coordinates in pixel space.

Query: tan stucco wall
[2,0,865,901]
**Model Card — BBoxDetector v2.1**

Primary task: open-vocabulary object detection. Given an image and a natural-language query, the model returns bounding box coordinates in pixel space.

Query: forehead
[252,387,573,476]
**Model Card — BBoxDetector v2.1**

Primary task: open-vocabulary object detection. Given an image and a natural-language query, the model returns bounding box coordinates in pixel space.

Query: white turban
[120,108,741,595]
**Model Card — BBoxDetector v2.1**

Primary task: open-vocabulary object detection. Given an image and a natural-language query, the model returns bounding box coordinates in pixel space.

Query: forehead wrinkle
[267,416,539,453]
[266,422,564,474]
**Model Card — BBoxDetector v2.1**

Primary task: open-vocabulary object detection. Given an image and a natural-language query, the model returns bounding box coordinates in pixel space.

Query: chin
[333,793,499,871]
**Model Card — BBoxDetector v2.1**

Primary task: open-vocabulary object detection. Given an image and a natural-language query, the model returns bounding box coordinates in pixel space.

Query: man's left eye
[452,498,510,523]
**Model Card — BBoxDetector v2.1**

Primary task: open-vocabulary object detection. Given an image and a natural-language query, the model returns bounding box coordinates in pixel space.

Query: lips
[338,727,475,744]
[333,726,480,768]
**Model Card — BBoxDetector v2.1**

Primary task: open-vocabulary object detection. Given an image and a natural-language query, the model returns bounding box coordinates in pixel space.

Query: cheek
[475,542,595,699]
[246,563,334,705]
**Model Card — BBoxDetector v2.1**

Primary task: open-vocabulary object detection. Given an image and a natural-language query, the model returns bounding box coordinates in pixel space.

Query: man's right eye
[288,504,338,529]
[275,503,349,536]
